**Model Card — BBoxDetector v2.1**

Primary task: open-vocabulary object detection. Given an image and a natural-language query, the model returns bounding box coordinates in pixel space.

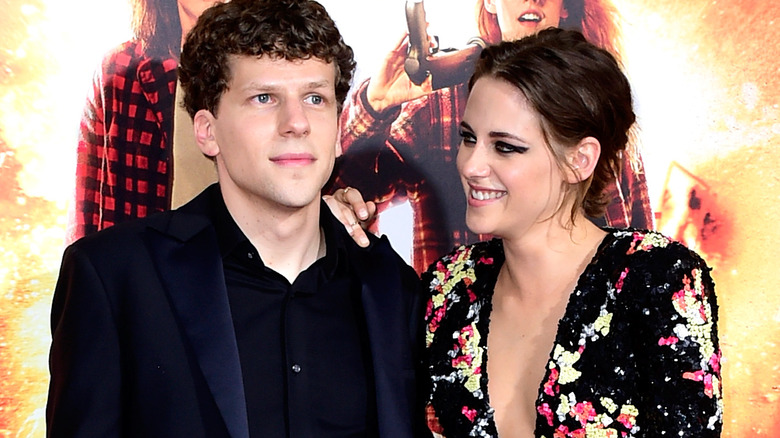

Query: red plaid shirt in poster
[67,41,178,243]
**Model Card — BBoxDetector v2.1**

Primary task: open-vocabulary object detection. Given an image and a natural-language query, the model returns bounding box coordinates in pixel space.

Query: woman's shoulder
[421,240,503,299]
[602,228,708,267]
[598,228,714,297]
[98,40,144,65]
[97,40,176,76]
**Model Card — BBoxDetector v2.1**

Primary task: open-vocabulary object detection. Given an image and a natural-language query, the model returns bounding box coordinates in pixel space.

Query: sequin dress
[422,229,723,437]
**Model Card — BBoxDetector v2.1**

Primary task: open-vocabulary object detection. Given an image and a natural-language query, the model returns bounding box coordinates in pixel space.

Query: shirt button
[247,252,254,259]
[291,364,301,374]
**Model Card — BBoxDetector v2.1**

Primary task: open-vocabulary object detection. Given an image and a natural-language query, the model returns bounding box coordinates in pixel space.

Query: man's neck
[223,191,325,283]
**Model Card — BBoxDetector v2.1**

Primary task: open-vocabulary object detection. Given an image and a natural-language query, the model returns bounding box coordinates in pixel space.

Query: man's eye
[306,95,324,105]
[255,94,271,104]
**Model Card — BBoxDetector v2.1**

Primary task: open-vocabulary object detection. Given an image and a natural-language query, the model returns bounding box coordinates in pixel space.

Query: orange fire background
[0,0,778,436]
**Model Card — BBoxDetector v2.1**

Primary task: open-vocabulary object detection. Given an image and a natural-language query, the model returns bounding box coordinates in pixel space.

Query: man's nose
[279,100,310,137]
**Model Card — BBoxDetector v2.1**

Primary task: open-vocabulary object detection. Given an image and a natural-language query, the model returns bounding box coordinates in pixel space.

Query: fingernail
[358,209,368,219]
[360,236,369,246]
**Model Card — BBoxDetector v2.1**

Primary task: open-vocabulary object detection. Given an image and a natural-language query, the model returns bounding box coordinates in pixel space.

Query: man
[46,1,423,436]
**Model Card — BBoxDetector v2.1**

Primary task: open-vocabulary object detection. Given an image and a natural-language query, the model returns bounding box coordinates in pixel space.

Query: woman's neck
[497,217,606,300]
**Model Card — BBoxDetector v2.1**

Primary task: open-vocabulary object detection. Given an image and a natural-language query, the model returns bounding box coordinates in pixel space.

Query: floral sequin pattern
[538,230,722,437]
[625,230,669,255]
[423,231,723,438]
[425,245,477,348]
[666,267,724,431]
[424,243,499,437]
[538,305,642,437]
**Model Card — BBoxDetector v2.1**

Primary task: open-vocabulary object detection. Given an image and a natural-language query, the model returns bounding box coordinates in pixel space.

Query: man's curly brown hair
[179,0,356,118]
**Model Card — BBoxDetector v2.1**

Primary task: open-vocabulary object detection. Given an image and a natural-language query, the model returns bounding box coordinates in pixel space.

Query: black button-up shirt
[214,197,377,437]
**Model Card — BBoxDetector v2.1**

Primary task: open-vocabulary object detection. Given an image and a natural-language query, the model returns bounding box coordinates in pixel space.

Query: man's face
[196,55,339,214]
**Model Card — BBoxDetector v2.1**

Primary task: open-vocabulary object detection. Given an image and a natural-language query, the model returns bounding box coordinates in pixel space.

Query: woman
[419,28,722,437]
[476,0,620,54]
[68,0,221,243]
[334,0,652,273]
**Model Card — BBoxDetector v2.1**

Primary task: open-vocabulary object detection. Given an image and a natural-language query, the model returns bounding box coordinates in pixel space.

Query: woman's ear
[193,109,219,158]
[565,136,601,184]
[484,0,497,14]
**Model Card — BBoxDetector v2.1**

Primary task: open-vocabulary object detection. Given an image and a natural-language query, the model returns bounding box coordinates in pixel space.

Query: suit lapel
[143,189,249,438]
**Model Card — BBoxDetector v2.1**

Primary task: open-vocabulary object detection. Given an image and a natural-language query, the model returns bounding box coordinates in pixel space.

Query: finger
[392,33,410,52]
[364,201,378,223]
[426,22,439,51]
[341,187,370,221]
[387,38,411,70]
[322,194,360,227]
[420,74,434,93]
[346,222,371,248]
[383,34,409,66]
[323,193,371,248]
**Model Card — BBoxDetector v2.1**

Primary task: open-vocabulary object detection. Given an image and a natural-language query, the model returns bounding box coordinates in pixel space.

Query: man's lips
[270,153,316,166]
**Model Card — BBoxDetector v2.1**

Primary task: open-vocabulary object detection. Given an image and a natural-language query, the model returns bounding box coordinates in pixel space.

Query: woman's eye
[495,142,529,154]
[459,130,476,145]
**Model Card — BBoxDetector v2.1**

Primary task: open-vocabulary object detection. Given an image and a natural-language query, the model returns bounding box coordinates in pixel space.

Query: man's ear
[334,135,342,156]
[484,0,497,14]
[193,109,219,158]
[565,136,601,184]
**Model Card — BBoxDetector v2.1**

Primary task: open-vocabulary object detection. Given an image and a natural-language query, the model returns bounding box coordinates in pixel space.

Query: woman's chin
[465,217,495,237]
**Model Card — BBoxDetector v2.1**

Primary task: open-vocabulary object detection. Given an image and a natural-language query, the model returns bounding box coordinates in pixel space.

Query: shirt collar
[211,190,348,279]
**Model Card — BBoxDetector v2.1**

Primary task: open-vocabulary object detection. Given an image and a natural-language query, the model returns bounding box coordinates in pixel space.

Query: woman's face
[484,0,569,42]
[457,77,567,240]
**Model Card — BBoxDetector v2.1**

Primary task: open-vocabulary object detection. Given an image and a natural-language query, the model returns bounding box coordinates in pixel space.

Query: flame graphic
[0,0,778,436]
[1,0,130,435]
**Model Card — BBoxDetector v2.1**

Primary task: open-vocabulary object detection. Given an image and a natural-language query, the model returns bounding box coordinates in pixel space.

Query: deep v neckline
[480,232,616,434]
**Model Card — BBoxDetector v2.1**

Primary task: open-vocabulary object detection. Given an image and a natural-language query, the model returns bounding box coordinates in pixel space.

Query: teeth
[519,13,541,22]
[471,189,505,201]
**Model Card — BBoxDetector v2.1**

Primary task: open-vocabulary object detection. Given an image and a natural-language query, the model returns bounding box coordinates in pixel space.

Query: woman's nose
[458,144,491,178]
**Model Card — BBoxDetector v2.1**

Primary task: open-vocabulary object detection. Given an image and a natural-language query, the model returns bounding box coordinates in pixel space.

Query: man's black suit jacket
[47,185,425,437]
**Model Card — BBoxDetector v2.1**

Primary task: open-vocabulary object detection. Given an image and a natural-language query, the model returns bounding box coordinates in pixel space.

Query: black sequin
[422,229,722,437]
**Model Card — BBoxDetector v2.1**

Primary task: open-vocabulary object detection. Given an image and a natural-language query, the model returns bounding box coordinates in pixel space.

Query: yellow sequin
[594,312,613,336]
[553,345,583,384]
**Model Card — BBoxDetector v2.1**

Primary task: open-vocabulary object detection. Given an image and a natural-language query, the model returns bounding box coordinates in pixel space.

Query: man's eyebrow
[243,80,333,93]
[302,80,333,90]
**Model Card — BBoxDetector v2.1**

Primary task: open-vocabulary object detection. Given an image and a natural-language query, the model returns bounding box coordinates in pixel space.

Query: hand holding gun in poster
[404,0,486,90]
[365,0,484,112]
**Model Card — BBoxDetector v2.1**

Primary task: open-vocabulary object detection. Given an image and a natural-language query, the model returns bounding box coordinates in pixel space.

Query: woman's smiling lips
[467,184,507,205]
[270,153,316,167]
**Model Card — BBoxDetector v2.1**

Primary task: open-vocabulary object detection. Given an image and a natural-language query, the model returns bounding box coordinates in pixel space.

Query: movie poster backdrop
[0,0,778,435]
